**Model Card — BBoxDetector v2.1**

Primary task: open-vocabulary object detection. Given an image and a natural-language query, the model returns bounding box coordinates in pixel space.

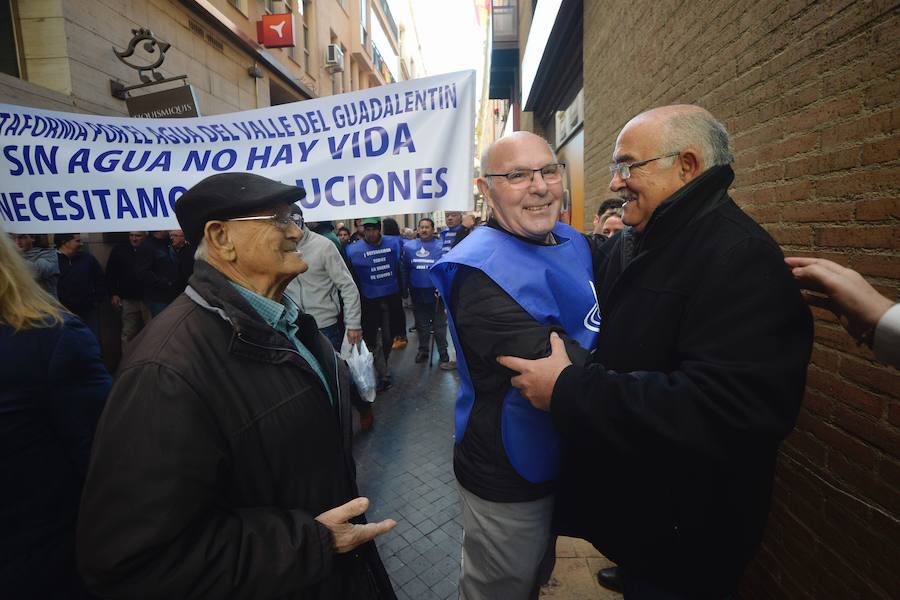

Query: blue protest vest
[403,238,443,289]
[440,224,460,254]
[430,222,600,483]
[346,235,403,298]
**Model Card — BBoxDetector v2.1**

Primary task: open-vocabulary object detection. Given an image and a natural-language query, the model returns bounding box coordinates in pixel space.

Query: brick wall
[583,1,898,597]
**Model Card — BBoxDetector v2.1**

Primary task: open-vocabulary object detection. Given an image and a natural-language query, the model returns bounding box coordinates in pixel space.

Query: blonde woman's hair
[0,229,65,330]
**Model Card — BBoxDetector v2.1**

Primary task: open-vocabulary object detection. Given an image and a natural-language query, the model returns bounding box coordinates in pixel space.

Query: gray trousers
[120,298,146,352]
[458,484,554,600]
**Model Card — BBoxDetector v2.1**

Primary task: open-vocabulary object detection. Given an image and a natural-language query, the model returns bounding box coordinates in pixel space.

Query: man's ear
[477,178,493,210]
[205,221,237,262]
[679,149,702,183]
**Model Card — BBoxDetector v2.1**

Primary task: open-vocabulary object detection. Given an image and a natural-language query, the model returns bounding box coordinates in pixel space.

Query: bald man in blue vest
[432,132,599,599]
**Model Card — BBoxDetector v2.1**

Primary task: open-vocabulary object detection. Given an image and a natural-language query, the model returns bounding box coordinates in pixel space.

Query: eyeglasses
[609,152,680,180]
[227,212,304,230]
[484,163,566,187]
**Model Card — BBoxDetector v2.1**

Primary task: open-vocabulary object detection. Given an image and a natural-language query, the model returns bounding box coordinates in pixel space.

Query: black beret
[175,172,306,246]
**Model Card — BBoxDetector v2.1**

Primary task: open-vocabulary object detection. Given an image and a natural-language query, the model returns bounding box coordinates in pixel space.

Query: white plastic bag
[340,335,376,403]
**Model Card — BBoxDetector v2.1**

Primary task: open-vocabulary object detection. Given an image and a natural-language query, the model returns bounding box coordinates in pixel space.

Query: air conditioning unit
[325,44,344,73]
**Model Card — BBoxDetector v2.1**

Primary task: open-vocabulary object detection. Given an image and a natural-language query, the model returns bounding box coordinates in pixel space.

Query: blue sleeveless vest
[430,222,600,483]
[440,224,460,254]
[403,238,443,289]
[346,235,403,299]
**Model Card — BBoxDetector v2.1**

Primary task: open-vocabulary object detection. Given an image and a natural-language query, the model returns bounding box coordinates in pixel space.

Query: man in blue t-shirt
[402,218,455,370]
[346,217,404,392]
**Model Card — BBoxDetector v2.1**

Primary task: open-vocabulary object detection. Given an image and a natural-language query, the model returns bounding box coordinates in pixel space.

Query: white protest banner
[0,70,474,234]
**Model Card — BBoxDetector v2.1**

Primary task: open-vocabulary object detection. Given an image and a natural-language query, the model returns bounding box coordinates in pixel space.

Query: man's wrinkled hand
[496,332,572,411]
[346,328,363,345]
[315,497,396,554]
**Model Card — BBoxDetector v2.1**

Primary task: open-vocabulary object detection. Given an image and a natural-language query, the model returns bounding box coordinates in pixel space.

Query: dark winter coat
[135,235,179,304]
[76,261,394,600]
[105,243,143,300]
[0,315,111,599]
[56,251,104,316]
[552,165,813,597]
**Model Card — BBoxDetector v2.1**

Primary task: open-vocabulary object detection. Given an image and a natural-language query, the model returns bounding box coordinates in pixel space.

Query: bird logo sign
[257,14,294,48]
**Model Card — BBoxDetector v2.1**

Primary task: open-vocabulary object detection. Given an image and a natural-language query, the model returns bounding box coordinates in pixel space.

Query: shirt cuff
[873,303,900,369]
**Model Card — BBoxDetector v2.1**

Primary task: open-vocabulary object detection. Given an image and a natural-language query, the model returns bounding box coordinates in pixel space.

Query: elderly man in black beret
[77,173,397,600]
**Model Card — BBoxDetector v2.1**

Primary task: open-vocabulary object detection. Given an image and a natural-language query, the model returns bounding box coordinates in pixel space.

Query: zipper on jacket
[235,332,335,401]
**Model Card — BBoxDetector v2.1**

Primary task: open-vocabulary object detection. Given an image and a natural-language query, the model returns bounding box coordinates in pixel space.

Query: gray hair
[659,111,733,171]
[193,238,208,261]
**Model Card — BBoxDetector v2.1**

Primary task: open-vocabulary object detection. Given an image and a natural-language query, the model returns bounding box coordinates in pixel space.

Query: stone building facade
[1,0,408,115]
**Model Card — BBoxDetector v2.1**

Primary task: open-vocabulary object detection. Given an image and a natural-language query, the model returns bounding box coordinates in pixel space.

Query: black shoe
[415,350,429,363]
[376,378,392,393]
[596,566,623,592]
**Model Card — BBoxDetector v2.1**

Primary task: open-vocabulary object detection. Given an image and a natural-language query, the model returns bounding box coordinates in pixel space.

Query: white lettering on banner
[371,272,394,280]
[0,71,475,233]
[364,247,393,257]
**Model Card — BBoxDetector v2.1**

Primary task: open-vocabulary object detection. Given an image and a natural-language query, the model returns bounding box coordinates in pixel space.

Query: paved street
[353,313,623,600]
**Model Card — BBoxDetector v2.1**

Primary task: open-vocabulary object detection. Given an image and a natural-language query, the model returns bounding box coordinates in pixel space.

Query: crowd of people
[2,102,898,600]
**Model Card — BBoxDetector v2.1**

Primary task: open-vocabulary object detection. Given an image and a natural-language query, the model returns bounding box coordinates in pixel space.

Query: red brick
[812,29,869,74]
[738,162,786,186]
[813,322,876,359]
[815,225,900,249]
[888,404,900,428]
[807,364,885,417]
[849,253,900,279]
[784,147,860,178]
[820,107,900,148]
[781,201,854,223]
[833,404,900,457]
[803,388,834,419]
[864,72,900,109]
[855,198,900,221]
[776,82,821,115]
[743,203,782,224]
[878,456,900,490]
[766,225,813,246]
[783,94,861,133]
[840,358,900,399]
[815,168,900,197]
[830,452,900,515]
[784,428,828,467]
[813,420,878,468]
[810,305,839,324]
[862,136,900,165]
[811,344,842,371]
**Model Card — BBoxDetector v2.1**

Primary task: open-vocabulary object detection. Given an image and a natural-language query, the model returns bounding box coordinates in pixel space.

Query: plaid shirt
[230,283,333,406]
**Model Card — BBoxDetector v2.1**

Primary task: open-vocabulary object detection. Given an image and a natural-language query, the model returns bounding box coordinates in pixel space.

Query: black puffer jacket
[77,261,394,600]
[552,165,813,597]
